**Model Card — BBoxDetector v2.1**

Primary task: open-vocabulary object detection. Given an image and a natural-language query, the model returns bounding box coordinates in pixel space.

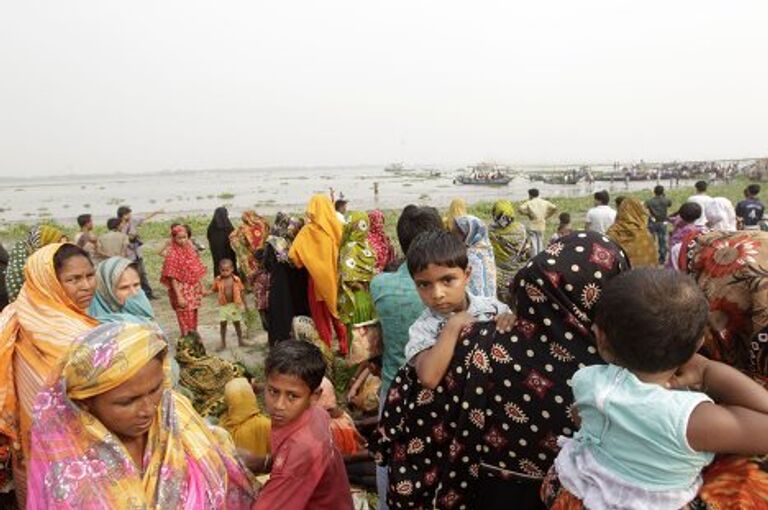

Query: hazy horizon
[2,1,766,178]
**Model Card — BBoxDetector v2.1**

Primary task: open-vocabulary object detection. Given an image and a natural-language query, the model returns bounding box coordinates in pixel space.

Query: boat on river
[453,163,513,185]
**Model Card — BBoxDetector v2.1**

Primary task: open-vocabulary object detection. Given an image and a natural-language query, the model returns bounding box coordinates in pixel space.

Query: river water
[0,165,698,224]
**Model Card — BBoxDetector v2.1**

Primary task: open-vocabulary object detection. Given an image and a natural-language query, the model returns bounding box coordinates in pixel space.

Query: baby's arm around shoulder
[412,312,474,389]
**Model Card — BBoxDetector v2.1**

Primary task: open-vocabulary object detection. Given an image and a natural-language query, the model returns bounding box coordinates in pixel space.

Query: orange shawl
[0,243,98,460]
[289,195,343,317]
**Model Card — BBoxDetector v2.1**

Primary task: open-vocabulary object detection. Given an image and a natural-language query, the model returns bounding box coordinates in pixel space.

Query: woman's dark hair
[265,340,327,392]
[406,230,468,276]
[171,223,192,237]
[594,268,708,373]
[396,205,444,255]
[679,202,702,223]
[53,244,93,273]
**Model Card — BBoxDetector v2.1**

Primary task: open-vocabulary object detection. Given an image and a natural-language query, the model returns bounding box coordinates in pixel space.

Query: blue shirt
[736,198,765,227]
[370,263,425,395]
[572,364,714,490]
[404,293,510,362]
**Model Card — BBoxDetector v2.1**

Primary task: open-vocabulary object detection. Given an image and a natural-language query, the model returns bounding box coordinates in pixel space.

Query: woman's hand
[495,312,516,333]
[177,296,187,309]
[666,353,709,391]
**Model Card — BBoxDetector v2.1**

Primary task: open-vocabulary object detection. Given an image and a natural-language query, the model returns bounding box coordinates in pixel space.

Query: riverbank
[0,176,756,373]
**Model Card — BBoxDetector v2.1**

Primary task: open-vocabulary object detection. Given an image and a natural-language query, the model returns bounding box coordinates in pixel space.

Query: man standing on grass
[736,184,765,230]
[518,188,557,256]
[117,205,160,300]
[645,185,672,264]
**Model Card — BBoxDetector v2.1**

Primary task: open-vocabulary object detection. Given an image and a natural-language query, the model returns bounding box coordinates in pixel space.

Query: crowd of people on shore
[1,181,768,509]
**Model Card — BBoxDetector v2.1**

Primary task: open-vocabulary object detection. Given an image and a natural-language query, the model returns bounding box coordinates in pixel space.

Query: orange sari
[0,243,98,493]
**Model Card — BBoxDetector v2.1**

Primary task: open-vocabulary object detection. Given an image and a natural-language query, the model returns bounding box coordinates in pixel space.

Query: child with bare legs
[211,258,248,350]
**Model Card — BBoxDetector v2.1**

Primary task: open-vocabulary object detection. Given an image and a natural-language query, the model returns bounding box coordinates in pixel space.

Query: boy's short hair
[747,184,761,196]
[594,268,708,373]
[77,214,92,228]
[528,188,540,198]
[558,212,571,224]
[219,258,233,269]
[594,190,610,205]
[106,217,121,231]
[334,199,348,212]
[695,180,708,192]
[406,230,468,276]
[265,340,327,392]
[679,202,702,223]
[116,205,131,219]
[654,185,665,196]
[396,205,444,255]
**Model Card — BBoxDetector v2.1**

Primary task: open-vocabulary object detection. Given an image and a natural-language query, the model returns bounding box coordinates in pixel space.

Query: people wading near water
[289,194,348,355]
[206,206,238,277]
[519,188,558,256]
[160,224,206,336]
[585,190,616,234]
[117,205,160,300]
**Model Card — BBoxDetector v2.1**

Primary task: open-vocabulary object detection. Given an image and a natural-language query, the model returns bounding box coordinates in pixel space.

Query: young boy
[96,217,129,261]
[254,341,354,510]
[549,212,572,244]
[405,230,516,389]
[211,258,247,350]
[74,213,98,258]
[736,184,765,230]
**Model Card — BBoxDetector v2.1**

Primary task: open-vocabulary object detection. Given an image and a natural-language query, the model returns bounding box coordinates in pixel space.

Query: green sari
[338,211,377,326]
[489,200,531,302]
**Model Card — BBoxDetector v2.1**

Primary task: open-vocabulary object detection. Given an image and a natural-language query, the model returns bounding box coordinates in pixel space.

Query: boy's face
[219,263,233,277]
[413,263,470,315]
[264,372,319,428]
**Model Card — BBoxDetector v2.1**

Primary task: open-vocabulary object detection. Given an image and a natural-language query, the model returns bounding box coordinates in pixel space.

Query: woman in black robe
[206,207,238,277]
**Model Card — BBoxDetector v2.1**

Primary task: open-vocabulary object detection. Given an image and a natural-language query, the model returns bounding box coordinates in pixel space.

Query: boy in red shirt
[253,341,354,510]
[211,258,247,350]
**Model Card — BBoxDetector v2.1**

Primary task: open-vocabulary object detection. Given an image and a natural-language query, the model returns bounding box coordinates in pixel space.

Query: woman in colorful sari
[541,231,768,509]
[373,232,629,509]
[161,225,206,336]
[443,198,467,233]
[606,197,659,268]
[88,257,154,324]
[338,211,378,332]
[454,214,498,297]
[488,200,531,304]
[207,207,238,277]
[5,225,66,302]
[219,377,271,457]
[289,195,348,355]
[0,243,98,505]
[367,210,396,272]
[264,213,309,345]
[26,322,257,509]
[229,210,269,309]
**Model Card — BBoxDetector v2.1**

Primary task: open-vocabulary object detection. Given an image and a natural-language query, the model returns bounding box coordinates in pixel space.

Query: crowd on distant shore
[1,181,768,509]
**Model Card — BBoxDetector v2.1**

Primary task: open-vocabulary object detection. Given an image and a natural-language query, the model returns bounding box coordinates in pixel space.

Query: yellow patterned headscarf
[27,322,256,509]
[606,197,659,268]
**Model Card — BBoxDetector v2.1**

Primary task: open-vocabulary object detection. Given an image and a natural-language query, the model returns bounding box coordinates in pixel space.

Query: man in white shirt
[334,199,348,225]
[585,190,617,234]
[686,180,713,227]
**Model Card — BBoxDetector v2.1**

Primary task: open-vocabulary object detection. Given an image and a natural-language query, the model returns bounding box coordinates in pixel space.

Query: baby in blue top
[548,268,768,510]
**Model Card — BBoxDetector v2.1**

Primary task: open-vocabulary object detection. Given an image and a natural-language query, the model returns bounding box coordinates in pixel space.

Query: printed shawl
[606,197,658,268]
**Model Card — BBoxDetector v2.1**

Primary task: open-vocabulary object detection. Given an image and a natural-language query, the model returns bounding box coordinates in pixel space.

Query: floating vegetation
[419,194,430,201]
[403,183,413,187]
[196,196,204,200]
[15,189,24,192]
[62,204,70,209]
[80,185,86,190]
[98,186,105,190]
[83,204,91,208]
[207,194,214,199]
[217,192,235,200]
[107,198,123,205]
[149,199,157,204]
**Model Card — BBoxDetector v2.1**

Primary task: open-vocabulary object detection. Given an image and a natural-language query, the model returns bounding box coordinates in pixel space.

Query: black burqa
[0,243,8,312]
[206,207,238,277]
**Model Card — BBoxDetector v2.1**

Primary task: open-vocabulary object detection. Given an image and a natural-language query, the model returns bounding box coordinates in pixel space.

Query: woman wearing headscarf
[538,230,768,510]
[26,322,257,509]
[367,210,396,272]
[206,207,238,277]
[443,198,467,233]
[338,211,377,330]
[219,377,271,456]
[488,200,531,303]
[454,214,498,297]
[373,232,629,509]
[230,210,270,314]
[160,225,206,336]
[88,257,154,324]
[606,197,659,268]
[289,195,348,355]
[704,196,738,232]
[5,225,65,302]
[264,213,309,345]
[0,243,98,504]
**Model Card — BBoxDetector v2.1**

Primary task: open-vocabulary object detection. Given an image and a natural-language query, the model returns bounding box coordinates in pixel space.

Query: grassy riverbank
[0,177,756,373]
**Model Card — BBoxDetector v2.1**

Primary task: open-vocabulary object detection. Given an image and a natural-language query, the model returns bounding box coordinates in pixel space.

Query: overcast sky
[1,1,766,177]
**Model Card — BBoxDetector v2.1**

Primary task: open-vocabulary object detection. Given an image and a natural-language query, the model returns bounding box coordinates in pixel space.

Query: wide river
[1,165,698,224]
